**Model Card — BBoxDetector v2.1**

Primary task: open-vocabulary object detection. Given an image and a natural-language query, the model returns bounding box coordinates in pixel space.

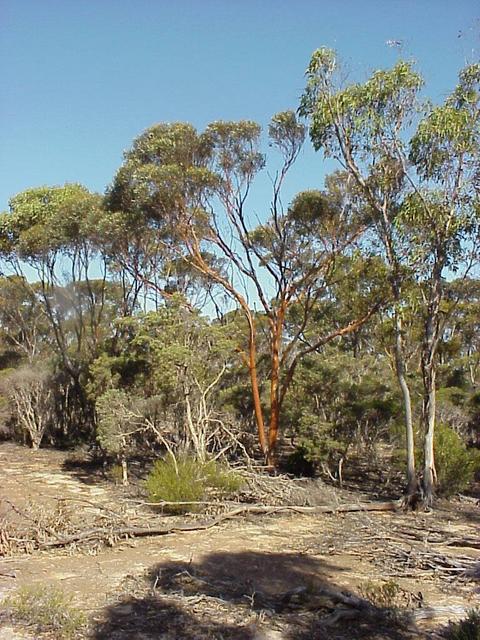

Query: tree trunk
[247,320,267,457]
[421,264,442,507]
[120,455,129,486]
[381,223,419,505]
[393,311,418,504]
[267,309,285,466]
[422,360,437,506]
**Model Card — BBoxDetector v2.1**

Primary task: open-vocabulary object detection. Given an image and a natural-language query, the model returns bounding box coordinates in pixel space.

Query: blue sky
[1,0,478,213]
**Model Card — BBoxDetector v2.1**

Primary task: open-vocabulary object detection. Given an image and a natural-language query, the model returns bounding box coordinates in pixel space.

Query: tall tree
[404,63,480,503]
[0,184,105,435]
[106,116,377,464]
[300,50,480,504]
[300,49,423,500]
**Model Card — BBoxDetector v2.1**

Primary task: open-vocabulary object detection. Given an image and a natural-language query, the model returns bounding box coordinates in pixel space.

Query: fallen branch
[52,496,125,519]
[38,501,398,550]
[441,537,480,550]
[0,571,16,578]
[411,605,469,623]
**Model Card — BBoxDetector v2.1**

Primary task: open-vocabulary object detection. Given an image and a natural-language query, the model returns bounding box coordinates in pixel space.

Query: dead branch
[37,501,399,550]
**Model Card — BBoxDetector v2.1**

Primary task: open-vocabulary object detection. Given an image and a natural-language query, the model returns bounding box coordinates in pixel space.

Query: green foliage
[445,610,480,640]
[268,111,306,158]
[5,584,87,639]
[1,184,100,259]
[146,456,205,511]
[300,48,423,158]
[107,119,265,232]
[292,415,344,471]
[284,351,400,475]
[289,190,338,233]
[300,47,480,506]
[410,63,480,180]
[95,388,141,455]
[145,455,243,513]
[0,48,479,507]
[204,120,265,180]
[395,421,480,496]
[434,424,480,496]
[109,304,235,399]
[108,462,126,485]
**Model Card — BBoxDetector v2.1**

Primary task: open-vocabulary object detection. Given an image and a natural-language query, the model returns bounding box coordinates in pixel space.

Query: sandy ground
[0,443,478,639]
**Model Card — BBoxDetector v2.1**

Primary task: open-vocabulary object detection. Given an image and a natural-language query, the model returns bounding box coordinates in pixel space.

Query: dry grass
[5,584,87,639]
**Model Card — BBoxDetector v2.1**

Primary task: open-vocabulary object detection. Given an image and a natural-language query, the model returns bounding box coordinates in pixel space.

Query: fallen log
[38,501,398,550]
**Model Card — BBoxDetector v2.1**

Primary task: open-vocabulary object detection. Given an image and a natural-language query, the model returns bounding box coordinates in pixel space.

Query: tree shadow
[91,550,423,639]
[450,504,479,525]
[62,453,152,487]
[338,461,405,502]
[62,455,107,485]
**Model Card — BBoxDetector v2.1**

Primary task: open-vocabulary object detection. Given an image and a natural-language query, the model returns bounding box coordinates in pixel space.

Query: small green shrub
[445,609,480,640]
[359,579,402,609]
[434,424,480,496]
[146,455,243,513]
[5,584,87,639]
[108,462,125,485]
[203,459,244,493]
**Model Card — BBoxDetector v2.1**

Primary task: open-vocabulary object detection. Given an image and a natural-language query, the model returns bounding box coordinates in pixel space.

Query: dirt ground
[0,443,478,639]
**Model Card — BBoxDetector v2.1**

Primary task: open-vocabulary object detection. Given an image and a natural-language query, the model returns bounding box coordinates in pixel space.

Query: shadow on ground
[61,456,107,485]
[62,453,152,486]
[91,551,422,640]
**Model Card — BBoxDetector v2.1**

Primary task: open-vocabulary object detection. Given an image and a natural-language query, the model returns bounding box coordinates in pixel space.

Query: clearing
[0,443,478,639]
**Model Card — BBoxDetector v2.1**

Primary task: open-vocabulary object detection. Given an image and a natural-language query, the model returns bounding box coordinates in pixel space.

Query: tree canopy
[0,49,479,507]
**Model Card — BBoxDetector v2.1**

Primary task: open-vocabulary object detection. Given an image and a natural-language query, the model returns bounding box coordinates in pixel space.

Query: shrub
[290,415,345,473]
[203,459,244,493]
[434,424,480,496]
[445,609,480,640]
[96,388,139,456]
[109,462,126,485]
[146,455,243,513]
[359,579,403,609]
[1,366,54,449]
[5,584,87,639]
[393,423,480,496]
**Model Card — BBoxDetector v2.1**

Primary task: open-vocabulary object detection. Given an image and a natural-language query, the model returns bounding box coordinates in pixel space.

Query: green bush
[5,584,87,639]
[145,455,243,513]
[202,459,244,494]
[434,424,480,496]
[393,423,480,496]
[289,414,345,473]
[445,609,480,640]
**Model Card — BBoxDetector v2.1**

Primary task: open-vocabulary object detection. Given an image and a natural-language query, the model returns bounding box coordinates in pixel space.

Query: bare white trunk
[421,264,442,507]
[393,312,417,499]
[422,365,437,506]
[121,457,129,486]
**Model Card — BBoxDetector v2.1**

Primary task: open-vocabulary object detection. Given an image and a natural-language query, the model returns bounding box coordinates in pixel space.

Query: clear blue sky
[1,0,478,213]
